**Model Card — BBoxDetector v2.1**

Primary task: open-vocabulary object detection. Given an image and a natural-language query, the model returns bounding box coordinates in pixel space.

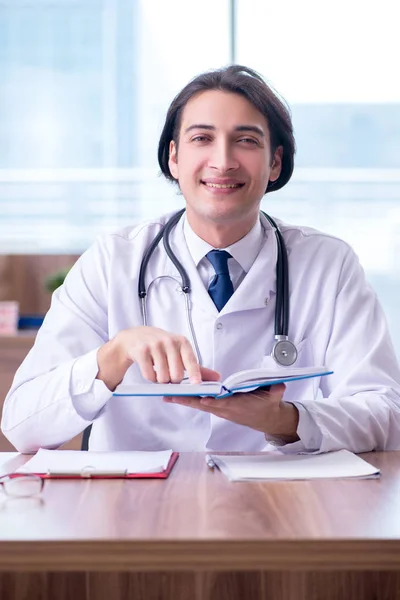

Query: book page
[19,448,173,475]
[114,381,222,396]
[209,450,379,481]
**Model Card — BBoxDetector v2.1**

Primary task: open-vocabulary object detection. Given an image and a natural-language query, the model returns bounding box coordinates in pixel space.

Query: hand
[163,383,300,443]
[97,326,220,391]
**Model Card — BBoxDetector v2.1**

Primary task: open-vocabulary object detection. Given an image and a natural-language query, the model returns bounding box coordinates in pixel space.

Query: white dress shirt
[2,211,400,454]
[184,215,264,291]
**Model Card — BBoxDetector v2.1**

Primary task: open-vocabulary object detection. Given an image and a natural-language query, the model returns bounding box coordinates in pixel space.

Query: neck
[185,210,259,248]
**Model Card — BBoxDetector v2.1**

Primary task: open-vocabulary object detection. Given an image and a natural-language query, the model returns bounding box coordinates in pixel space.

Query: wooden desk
[1,451,400,600]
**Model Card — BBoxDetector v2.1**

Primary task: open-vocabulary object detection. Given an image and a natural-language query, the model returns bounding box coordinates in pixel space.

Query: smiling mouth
[201,182,245,189]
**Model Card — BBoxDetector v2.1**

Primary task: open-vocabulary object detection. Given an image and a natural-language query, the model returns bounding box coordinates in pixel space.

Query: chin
[201,204,250,225]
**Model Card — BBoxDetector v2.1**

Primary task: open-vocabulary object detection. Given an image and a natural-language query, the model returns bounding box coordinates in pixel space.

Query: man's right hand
[96,326,220,392]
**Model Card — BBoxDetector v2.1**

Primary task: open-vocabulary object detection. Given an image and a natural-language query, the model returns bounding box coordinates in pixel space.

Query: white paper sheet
[209,450,380,481]
[19,448,173,476]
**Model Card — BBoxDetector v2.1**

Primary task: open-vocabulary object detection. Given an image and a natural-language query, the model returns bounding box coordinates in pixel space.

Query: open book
[114,365,333,398]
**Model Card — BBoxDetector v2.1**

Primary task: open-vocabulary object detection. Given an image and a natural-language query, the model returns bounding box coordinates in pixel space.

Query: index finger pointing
[180,339,201,383]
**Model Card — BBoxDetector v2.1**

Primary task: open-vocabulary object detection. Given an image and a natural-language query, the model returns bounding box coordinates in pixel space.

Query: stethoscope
[138,208,298,367]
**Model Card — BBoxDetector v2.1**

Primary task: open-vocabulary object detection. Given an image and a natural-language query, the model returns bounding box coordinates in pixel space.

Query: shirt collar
[183,213,264,273]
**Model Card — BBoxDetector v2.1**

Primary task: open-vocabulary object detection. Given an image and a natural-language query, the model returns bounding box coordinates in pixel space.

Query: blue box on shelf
[18,315,45,330]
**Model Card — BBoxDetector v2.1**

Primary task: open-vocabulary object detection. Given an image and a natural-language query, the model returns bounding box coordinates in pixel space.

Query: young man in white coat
[2,65,400,454]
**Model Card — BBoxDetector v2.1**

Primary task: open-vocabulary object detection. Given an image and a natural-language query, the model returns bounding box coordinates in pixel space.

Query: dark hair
[158,65,295,193]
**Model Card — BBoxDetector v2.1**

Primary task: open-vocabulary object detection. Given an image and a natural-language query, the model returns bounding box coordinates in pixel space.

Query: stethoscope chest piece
[271,337,298,366]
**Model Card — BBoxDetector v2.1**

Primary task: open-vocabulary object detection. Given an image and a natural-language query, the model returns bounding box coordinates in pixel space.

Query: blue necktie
[206,250,234,311]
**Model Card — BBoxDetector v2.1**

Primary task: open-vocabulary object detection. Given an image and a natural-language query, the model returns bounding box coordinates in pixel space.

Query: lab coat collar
[221,223,277,314]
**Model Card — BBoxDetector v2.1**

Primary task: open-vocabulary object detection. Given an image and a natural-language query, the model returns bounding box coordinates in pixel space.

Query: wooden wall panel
[0,334,36,450]
[0,254,80,451]
[0,254,79,315]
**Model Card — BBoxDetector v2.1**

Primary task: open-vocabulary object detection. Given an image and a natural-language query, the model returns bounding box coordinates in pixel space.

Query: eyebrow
[184,124,265,137]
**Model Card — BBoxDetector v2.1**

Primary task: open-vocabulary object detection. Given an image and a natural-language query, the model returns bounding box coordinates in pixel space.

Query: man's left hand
[163,383,300,443]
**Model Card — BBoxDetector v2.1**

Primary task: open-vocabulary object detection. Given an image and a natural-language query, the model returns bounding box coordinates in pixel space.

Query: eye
[191,135,211,143]
[238,137,259,146]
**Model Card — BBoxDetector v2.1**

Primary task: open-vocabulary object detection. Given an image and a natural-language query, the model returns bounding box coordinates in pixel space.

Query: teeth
[204,183,241,189]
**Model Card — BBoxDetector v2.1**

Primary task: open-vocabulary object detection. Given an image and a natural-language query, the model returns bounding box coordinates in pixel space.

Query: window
[236,0,400,358]
[0,0,230,250]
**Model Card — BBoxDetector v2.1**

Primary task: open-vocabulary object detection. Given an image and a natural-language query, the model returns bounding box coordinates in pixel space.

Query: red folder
[35,452,179,480]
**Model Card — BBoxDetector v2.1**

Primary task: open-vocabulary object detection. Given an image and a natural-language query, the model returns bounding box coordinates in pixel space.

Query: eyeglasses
[0,473,44,498]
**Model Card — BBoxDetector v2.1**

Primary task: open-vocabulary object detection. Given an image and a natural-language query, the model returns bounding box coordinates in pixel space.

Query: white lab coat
[2,212,400,454]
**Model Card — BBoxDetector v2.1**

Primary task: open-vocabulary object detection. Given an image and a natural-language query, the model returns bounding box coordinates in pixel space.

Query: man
[2,65,400,454]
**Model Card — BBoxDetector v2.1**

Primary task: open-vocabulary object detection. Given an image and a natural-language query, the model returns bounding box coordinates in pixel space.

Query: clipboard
[19,450,179,480]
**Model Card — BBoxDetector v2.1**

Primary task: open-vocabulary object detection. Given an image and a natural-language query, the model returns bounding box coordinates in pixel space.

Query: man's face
[168,90,282,232]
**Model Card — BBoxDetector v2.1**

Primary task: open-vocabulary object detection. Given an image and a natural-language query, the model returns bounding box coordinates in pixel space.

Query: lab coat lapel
[221,228,277,314]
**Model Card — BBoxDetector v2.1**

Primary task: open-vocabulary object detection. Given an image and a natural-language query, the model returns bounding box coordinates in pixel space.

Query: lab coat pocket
[292,337,313,367]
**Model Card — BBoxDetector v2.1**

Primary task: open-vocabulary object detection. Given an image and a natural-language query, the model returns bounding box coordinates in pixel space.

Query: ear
[168,140,179,180]
[269,146,283,183]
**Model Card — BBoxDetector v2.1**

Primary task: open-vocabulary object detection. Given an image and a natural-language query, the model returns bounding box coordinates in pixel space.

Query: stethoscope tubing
[137,209,294,365]
[261,212,289,337]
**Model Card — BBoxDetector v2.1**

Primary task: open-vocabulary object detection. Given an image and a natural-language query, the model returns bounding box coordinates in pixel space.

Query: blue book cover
[113,366,333,398]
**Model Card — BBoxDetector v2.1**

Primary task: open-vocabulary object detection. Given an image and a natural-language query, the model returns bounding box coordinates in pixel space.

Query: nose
[208,139,239,172]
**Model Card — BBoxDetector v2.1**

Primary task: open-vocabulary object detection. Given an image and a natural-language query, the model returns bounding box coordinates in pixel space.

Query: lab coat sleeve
[291,402,323,450]
[264,402,323,450]
[1,237,113,453]
[282,247,400,454]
